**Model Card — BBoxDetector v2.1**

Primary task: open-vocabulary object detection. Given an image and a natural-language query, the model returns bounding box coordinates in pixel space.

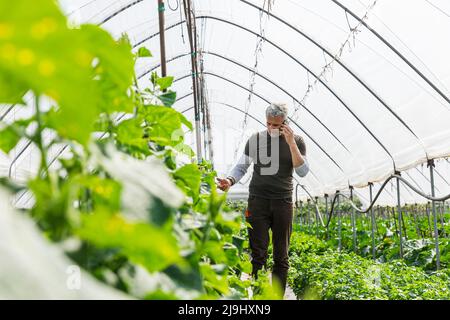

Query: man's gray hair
[266,103,288,119]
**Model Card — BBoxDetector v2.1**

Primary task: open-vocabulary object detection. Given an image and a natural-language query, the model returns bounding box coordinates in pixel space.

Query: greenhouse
[1,0,450,302]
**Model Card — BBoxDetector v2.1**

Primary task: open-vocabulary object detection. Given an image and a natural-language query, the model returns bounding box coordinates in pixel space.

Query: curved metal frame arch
[134,16,398,170]
[294,180,325,227]
[140,50,353,155]
[171,70,345,173]
[325,173,450,228]
[331,0,450,105]
[238,0,424,147]
[97,0,449,105]
[145,51,450,192]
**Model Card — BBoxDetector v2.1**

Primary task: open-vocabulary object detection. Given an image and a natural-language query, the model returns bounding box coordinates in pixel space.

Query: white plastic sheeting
[353,157,450,207]
[2,0,450,206]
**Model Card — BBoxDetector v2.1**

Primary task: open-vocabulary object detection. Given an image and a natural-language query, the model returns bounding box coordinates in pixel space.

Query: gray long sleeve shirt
[228,131,309,199]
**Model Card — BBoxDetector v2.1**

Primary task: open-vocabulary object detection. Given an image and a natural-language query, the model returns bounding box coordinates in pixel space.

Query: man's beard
[268,128,281,138]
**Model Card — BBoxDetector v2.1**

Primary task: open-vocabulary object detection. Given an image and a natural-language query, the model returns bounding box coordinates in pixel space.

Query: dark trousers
[246,195,293,296]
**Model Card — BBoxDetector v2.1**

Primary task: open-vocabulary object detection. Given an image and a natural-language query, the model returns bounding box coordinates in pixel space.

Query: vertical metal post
[391,207,398,238]
[401,205,408,240]
[198,54,213,165]
[315,197,319,238]
[413,204,422,239]
[350,186,357,252]
[426,202,433,238]
[396,172,404,259]
[158,0,167,78]
[428,159,441,270]
[439,201,446,238]
[183,0,202,163]
[369,183,375,260]
[374,205,378,235]
[337,191,342,252]
[324,194,329,240]
[308,197,319,234]
[297,201,302,225]
[306,199,311,232]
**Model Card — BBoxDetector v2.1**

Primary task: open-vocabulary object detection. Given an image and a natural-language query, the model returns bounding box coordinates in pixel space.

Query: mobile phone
[283,119,289,125]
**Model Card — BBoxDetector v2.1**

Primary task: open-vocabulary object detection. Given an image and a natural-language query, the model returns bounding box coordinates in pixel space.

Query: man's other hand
[216,178,232,191]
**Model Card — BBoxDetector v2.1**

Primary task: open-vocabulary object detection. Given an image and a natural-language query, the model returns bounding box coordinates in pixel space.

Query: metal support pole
[391,206,398,238]
[337,191,342,252]
[315,197,319,237]
[183,0,202,163]
[369,183,376,260]
[349,186,357,253]
[299,201,303,226]
[375,205,380,237]
[413,204,422,239]
[396,172,404,259]
[307,199,311,232]
[157,0,167,78]
[439,201,446,238]
[324,194,329,240]
[426,202,433,238]
[308,197,319,234]
[428,159,441,270]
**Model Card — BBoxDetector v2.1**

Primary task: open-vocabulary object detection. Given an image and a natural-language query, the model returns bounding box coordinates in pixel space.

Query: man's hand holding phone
[280,120,295,145]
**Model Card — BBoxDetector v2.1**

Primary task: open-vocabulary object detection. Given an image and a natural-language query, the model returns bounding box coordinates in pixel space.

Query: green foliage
[0,0,134,144]
[0,125,22,153]
[296,205,450,271]
[173,164,201,203]
[137,47,152,58]
[156,76,174,91]
[76,211,182,273]
[288,232,450,300]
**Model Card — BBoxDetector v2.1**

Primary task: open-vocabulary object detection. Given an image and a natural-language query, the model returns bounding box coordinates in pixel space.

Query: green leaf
[137,47,152,58]
[178,112,193,130]
[0,72,27,103]
[0,126,21,154]
[0,1,134,144]
[156,76,173,91]
[199,262,229,295]
[28,177,71,241]
[76,211,182,273]
[158,91,177,107]
[79,24,135,114]
[141,105,186,147]
[0,116,35,154]
[115,118,148,151]
[173,164,201,202]
[73,175,122,212]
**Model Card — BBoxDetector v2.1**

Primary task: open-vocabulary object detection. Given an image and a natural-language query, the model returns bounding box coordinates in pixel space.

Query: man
[217,103,309,296]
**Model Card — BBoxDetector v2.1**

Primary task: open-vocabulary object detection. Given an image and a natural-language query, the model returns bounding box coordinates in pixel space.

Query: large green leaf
[76,211,182,273]
[141,105,191,147]
[72,175,122,212]
[173,164,201,202]
[115,118,148,152]
[0,0,134,144]
[79,24,135,114]
[0,126,21,154]
[0,71,27,103]
[158,91,177,107]
[0,117,35,154]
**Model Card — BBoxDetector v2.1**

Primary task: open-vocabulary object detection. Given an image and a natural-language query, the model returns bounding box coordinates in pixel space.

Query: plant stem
[34,94,48,178]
